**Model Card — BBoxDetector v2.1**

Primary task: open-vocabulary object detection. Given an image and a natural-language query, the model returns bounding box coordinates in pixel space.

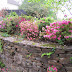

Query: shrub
[38,17,54,32]
[0,20,7,32]
[0,16,21,34]
[0,9,8,18]
[44,20,72,45]
[0,15,32,35]
[19,21,39,40]
[5,11,18,17]
[21,15,33,20]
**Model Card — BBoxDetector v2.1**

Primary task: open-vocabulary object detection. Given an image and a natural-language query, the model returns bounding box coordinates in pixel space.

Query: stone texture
[0,36,72,72]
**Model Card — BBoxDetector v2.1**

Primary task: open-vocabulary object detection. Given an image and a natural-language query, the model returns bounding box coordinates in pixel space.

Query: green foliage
[22,34,26,38]
[19,0,56,19]
[32,43,36,45]
[41,47,56,58]
[38,17,54,31]
[1,64,5,67]
[41,52,53,58]
[70,57,72,63]
[26,53,32,58]
[56,39,65,45]
[5,11,18,17]
[1,33,11,37]
[0,61,5,68]
[28,0,70,19]
[0,62,2,65]
[44,20,72,45]
[1,16,21,34]
[21,15,33,20]
[49,67,56,72]
[0,39,3,53]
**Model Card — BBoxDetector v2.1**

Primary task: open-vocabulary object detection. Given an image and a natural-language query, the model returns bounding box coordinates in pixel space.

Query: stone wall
[0,36,72,72]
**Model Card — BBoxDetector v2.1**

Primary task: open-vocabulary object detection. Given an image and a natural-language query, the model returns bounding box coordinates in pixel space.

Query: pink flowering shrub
[47,66,57,72]
[0,9,8,18]
[44,20,72,45]
[0,16,24,34]
[0,20,7,32]
[38,17,54,32]
[19,21,39,40]
[0,68,9,72]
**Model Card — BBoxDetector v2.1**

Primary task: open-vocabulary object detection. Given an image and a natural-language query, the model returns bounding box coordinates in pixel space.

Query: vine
[0,39,3,53]
[41,47,56,58]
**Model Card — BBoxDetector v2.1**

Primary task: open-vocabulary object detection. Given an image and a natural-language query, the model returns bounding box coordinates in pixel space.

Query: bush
[5,11,18,17]
[0,15,33,35]
[19,21,39,40]
[38,17,54,32]
[21,15,33,20]
[0,16,21,34]
[44,20,72,45]
[0,9,8,18]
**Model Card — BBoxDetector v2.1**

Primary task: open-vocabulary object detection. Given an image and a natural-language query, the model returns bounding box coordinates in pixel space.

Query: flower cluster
[0,9,8,18]
[0,16,22,34]
[0,20,7,32]
[38,17,54,32]
[19,21,39,40]
[0,68,9,72]
[19,17,30,24]
[47,66,57,72]
[44,20,72,44]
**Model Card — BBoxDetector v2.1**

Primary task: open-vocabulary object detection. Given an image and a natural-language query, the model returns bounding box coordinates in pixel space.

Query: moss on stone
[32,43,36,45]
[41,43,64,48]
[13,40,22,43]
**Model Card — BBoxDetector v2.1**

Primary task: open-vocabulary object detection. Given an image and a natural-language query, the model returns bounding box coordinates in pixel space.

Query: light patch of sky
[57,1,72,19]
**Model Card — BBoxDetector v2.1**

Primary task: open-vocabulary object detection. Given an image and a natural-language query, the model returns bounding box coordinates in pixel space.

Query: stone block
[66,67,72,71]
[59,58,70,64]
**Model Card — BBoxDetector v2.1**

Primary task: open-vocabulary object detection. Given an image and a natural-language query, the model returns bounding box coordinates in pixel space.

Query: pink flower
[59,35,61,37]
[6,68,8,70]
[57,26,60,29]
[42,21,45,23]
[51,28,53,31]
[69,30,72,33]
[69,35,72,38]
[64,14,67,17]
[49,67,50,70]
[16,25,18,27]
[70,26,72,29]
[61,26,64,28]
[0,21,3,24]
[7,18,8,20]
[58,37,60,40]
[2,27,4,29]
[0,25,1,28]
[51,65,53,67]
[46,25,49,29]
[53,67,57,71]
[64,36,69,39]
